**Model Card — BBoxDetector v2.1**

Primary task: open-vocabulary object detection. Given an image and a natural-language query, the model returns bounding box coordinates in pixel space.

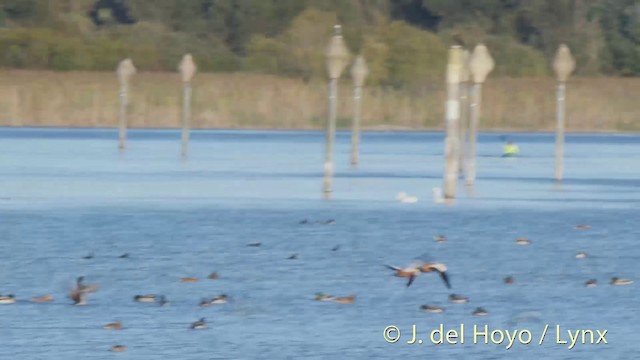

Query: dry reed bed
[0,70,637,131]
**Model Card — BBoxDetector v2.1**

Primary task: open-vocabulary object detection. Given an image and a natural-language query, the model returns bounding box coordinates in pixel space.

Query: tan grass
[0,70,637,132]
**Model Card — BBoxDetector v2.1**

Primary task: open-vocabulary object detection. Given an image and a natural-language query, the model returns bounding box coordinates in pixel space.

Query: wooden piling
[324,77,338,195]
[116,58,136,150]
[465,44,494,187]
[323,25,351,198]
[553,45,575,182]
[178,54,197,158]
[458,49,470,176]
[350,55,368,167]
[466,83,482,186]
[443,46,463,200]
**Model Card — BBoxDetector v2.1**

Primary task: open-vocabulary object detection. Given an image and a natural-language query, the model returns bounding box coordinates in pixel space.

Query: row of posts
[322,25,575,200]
[322,25,368,197]
[116,54,197,159]
[115,39,369,170]
[114,25,576,200]
[443,44,495,199]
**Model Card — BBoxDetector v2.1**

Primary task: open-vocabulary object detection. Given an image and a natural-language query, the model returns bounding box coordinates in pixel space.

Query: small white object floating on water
[575,251,588,259]
[432,188,444,204]
[396,192,418,204]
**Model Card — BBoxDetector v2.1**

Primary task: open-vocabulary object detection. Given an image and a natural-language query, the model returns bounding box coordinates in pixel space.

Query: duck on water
[134,294,168,305]
[0,295,16,304]
[420,305,444,313]
[610,277,633,286]
[191,318,207,330]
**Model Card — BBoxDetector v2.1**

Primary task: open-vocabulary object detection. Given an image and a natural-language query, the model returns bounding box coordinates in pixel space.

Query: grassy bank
[0,70,638,132]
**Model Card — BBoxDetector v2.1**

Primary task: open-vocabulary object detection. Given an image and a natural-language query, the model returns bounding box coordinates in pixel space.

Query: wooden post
[458,49,470,176]
[324,77,338,195]
[553,44,575,182]
[467,83,481,186]
[178,54,197,158]
[116,58,136,150]
[443,46,463,200]
[555,82,566,182]
[466,44,494,187]
[350,55,368,167]
[323,25,351,198]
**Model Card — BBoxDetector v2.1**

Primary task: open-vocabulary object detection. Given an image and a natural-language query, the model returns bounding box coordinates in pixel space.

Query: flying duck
[69,289,87,306]
[76,277,98,293]
[385,264,420,287]
[385,262,451,288]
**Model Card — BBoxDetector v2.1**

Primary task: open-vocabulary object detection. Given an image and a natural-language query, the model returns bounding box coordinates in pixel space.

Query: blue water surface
[0,128,639,359]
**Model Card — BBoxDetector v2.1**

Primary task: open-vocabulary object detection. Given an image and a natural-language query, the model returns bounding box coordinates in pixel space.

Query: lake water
[0,128,639,359]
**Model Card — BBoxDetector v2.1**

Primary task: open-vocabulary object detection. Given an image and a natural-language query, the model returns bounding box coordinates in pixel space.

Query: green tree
[0,0,636,77]
[360,35,390,85]
[598,0,640,75]
[246,34,290,74]
[485,36,548,76]
[281,8,340,80]
[384,21,447,86]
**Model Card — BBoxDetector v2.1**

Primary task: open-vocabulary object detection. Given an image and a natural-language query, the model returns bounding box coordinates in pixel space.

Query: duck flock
[0,220,633,353]
[382,223,634,319]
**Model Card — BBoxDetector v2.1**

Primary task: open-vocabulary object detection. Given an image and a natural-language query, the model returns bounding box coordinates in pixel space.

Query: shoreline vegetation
[0,70,638,132]
[1,2,638,132]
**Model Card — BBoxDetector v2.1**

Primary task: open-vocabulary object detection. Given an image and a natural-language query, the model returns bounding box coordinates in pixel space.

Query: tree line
[0,0,637,86]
